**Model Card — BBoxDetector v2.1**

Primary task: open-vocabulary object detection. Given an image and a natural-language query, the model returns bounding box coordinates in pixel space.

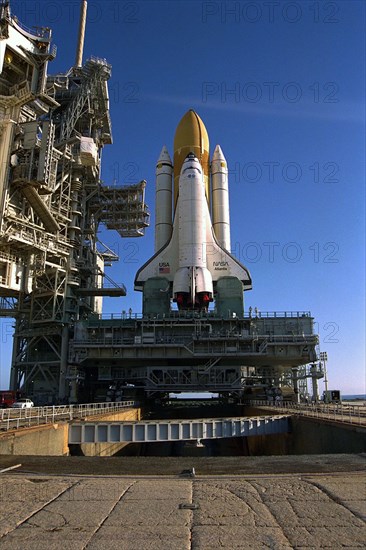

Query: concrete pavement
[0,468,365,549]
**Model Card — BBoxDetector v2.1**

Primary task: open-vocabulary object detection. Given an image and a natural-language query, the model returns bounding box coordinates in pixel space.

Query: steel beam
[69,415,291,444]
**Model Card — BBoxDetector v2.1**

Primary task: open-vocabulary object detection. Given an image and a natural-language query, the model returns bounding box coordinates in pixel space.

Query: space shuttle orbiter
[135,110,252,314]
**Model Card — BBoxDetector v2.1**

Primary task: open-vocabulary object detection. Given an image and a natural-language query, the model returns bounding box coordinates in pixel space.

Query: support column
[58,324,69,400]
[9,325,19,390]
[291,367,300,404]
[310,364,320,402]
[0,111,18,228]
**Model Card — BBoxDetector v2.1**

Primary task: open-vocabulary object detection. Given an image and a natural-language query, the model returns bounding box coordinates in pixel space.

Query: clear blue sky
[1,0,365,395]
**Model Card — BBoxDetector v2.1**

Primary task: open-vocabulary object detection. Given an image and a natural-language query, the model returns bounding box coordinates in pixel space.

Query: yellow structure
[173,110,210,206]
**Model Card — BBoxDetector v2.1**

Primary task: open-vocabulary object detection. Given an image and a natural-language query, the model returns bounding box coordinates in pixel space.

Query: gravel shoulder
[0,453,365,476]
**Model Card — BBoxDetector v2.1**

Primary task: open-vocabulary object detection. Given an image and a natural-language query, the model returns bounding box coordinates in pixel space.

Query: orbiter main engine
[135,110,252,315]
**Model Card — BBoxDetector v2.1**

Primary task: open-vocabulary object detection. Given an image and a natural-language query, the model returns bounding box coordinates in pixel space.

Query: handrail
[0,401,136,431]
[11,16,51,40]
[72,334,317,346]
[87,311,312,322]
[247,400,366,425]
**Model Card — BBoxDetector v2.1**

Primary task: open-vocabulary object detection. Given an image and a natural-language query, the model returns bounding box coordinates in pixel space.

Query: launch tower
[0,1,149,403]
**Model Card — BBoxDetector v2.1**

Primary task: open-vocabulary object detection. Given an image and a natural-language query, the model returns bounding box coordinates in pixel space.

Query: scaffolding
[91,181,150,238]
[0,4,149,403]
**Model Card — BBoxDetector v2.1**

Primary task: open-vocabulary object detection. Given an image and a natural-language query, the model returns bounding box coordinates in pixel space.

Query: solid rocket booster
[211,145,231,252]
[135,110,252,311]
[155,146,173,252]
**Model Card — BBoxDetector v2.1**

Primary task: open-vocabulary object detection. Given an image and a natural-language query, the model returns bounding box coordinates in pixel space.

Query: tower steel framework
[0,3,149,403]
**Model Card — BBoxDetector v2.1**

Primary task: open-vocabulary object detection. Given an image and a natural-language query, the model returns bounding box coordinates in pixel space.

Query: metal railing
[0,401,136,432]
[248,400,366,426]
[87,311,312,322]
[11,15,51,40]
[87,56,112,70]
[72,333,317,347]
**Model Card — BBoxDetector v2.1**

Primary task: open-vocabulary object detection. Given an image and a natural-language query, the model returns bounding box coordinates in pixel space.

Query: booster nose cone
[156,145,172,166]
[211,144,227,173]
[212,144,225,162]
[173,110,210,207]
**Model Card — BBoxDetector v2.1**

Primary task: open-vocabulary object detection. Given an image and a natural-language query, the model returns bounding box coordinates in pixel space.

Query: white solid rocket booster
[154,146,173,252]
[211,144,231,252]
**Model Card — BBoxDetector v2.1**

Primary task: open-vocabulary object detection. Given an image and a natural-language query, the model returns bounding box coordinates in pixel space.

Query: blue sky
[1,0,365,394]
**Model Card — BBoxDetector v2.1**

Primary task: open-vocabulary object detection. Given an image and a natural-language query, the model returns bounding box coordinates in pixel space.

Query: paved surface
[0,457,365,549]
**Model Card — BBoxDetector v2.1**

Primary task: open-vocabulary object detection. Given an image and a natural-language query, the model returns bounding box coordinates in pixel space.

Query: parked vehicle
[0,390,23,408]
[11,398,34,409]
[323,390,341,404]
